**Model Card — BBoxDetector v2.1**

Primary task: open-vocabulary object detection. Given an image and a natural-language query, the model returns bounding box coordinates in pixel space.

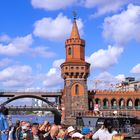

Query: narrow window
[68,47,72,55]
[75,84,79,95]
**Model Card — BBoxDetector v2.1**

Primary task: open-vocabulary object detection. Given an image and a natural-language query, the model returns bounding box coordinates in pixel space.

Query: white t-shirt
[92,128,117,140]
[33,135,39,140]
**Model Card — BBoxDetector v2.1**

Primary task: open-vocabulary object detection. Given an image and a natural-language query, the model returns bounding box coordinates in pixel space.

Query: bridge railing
[72,109,140,118]
[0,89,63,93]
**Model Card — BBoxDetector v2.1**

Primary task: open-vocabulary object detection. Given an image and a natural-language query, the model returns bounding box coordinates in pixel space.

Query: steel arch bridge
[0,91,62,124]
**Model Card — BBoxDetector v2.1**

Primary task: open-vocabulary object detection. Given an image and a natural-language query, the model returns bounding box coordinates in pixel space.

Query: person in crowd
[12,120,20,140]
[57,129,65,140]
[25,122,31,132]
[82,127,92,140]
[26,123,45,140]
[15,121,26,140]
[66,126,84,139]
[65,126,75,139]
[8,126,15,140]
[0,106,9,140]
[39,121,50,134]
[44,124,59,140]
[112,133,124,140]
[19,125,28,140]
[92,119,117,140]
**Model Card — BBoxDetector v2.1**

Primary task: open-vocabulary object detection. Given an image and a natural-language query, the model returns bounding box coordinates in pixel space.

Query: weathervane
[73,10,77,20]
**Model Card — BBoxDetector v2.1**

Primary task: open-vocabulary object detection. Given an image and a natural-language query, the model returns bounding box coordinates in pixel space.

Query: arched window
[68,47,72,55]
[75,84,79,95]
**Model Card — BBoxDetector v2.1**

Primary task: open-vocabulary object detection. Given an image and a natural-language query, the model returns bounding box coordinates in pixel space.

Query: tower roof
[70,19,80,39]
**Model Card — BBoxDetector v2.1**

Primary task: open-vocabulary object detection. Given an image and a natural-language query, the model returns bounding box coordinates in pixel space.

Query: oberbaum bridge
[0,16,140,125]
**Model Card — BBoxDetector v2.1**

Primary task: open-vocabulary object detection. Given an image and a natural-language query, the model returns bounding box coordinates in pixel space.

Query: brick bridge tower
[61,14,90,125]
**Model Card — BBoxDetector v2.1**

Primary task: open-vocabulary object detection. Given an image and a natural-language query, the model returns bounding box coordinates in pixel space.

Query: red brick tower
[61,15,90,125]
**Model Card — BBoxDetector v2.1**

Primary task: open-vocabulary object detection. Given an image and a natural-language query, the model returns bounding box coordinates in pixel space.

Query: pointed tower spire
[70,11,80,39]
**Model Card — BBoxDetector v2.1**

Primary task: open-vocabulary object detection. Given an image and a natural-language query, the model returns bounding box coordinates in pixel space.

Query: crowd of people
[0,106,126,140]
[0,118,125,140]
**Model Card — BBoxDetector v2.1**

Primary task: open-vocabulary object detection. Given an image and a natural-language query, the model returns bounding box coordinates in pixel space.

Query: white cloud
[89,72,126,89]
[0,34,33,56]
[0,65,34,88]
[52,59,65,68]
[47,68,57,77]
[91,72,116,89]
[0,58,64,89]
[95,71,114,82]
[0,34,55,58]
[87,45,123,70]
[115,74,125,81]
[31,46,55,58]
[0,34,11,43]
[33,13,84,41]
[84,0,129,17]
[130,63,140,74]
[86,3,140,72]
[96,72,125,83]
[103,4,140,45]
[0,58,13,68]
[43,59,64,88]
[31,0,77,10]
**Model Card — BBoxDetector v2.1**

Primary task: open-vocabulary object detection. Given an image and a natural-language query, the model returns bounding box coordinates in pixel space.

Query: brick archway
[119,98,125,109]
[103,98,109,109]
[111,98,117,109]
[135,98,140,109]
[95,98,101,107]
[127,98,133,109]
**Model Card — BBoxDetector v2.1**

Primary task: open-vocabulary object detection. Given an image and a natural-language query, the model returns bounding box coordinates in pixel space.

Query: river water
[8,115,54,125]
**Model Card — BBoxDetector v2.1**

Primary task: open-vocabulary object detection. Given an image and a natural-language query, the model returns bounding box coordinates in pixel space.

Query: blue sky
[0,0,140,94]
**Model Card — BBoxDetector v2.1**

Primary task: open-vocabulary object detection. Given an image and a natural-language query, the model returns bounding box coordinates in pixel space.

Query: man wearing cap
[82,127,92,140]
[67,126,75,138]
[66,126,84,139]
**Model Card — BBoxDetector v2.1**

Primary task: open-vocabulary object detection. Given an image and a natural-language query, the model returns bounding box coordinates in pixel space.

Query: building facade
[116,77,140,91]
[60,16,140,125]
[88,90,140,117]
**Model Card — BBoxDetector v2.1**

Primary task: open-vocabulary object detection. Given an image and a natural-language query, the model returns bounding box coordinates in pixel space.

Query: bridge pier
[0,106,9,115]
[55,96,61,105]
